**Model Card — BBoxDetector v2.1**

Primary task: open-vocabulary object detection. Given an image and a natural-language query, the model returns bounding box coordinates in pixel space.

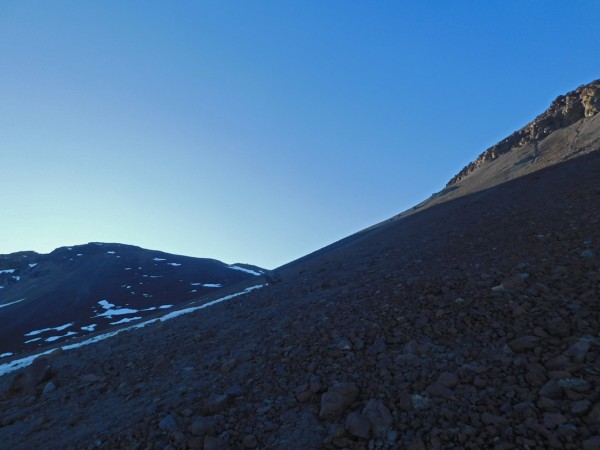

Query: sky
[1,1,599,269]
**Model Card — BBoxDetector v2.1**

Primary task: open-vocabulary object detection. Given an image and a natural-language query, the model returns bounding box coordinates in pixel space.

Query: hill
[0,242,263,357]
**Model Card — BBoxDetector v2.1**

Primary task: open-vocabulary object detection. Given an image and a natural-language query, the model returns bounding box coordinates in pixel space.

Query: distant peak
[448,78,600,186]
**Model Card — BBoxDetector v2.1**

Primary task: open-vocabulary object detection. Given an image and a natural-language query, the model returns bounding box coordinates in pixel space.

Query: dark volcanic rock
[319,382,359,420]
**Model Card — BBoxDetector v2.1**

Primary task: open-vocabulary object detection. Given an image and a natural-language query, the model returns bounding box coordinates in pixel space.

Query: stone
[586,403,600,426]
[187,437,204,449]
[204,434,228,450]
[437,372,459,388]
[345,412,371,439]
[319,382,359,419]
[80,373,103,383]
[508,336,539,353]
[481,413,507,426]
[242,434,258,448]
[571,400,592,416]
[565,336,594,363]
[202,393,229,415]
[159,415,177,432]
[545,318,571,337]
[42,381,56,395]
[189,416,217,436]
[425,383,454,398]
[362,399,393,437]
[543,412,566,429]
[582,436,600,450]
[9,357,52,394]
[539,380,562,399]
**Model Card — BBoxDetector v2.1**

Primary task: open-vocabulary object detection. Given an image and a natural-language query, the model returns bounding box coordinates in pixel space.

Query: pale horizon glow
[1,2,599,268]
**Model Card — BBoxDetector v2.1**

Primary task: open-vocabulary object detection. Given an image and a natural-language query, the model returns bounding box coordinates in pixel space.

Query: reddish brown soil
[0,145,599,448]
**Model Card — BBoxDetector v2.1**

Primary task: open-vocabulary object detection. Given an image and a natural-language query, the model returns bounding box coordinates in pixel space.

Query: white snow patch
[190,290,197,293]
[203,283,222,288]
[81,324,97,332]
[0,269,16,274]
[0,353,13,358]
[228,265,262,276]
[12,276,20,281]
[153,258,166,261]
[28,263,38,268]
[25,323,73,336]
[106,251,116,254]
[110,317,142,325]
[97,299,116,310]
[124,267,132,270]
[77,254,83,256]
[159,305,173,309]
[45,331,78,342]
[0,286,4,289]
[0,298,25,309]
[167,263,181,266]
[95,306,140,318]
[0,285,265,377]
[25,337,41,344]
[0,350,55,375]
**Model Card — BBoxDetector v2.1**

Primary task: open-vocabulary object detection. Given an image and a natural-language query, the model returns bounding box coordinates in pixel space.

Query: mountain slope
[0,82,599,449]
[0,243,263,357]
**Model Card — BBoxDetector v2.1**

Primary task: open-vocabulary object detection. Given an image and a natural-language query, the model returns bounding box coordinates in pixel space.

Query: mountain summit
[0,81,599,449]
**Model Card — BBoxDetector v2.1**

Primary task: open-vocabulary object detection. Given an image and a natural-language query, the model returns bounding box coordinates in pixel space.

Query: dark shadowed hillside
[0,81,599,449]
[0,243,263,357]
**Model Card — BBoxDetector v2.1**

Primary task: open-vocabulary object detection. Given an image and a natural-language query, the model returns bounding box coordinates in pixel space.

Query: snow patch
[153,258,166,261]
[167,263,181,266]
[28,263,38,268]
[110,317,142,325]
[0,353,13,358]
[228,265,262,276]
[190,282,222,288]
[12,276,20,281]
[45,331,78,342]
[0,298,25,309]
[0,269,16,274]
[81,324,97,332]
[106,251,116,254]
[25,323,74,337]
[97,299,116,310]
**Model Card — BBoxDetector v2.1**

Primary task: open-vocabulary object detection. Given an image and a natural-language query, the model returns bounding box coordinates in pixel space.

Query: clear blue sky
[1,1,599,269]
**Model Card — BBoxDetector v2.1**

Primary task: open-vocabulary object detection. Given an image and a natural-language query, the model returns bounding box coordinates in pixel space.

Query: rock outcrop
[448,79,600,185]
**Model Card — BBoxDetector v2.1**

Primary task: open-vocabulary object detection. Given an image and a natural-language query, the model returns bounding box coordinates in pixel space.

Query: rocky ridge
[448,79,600,186]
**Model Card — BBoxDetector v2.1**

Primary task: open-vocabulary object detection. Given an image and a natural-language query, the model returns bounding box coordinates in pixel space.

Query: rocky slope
[448,79,600,186]
[0,82,599,449]
[0,243,263,357]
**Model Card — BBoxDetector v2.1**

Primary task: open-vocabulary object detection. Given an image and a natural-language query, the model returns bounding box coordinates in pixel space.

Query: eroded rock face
[448,79,600,186]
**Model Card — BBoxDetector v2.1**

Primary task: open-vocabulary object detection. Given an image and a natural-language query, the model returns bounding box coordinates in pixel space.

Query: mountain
[1,80,599,449]
[0,242,264,357]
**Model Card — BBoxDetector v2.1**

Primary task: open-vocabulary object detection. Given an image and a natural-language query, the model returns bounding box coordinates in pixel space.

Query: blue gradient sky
[1,1,599,268]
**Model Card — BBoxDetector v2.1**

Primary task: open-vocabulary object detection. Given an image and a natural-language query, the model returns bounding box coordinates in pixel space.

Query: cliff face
[448,79,600,186]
